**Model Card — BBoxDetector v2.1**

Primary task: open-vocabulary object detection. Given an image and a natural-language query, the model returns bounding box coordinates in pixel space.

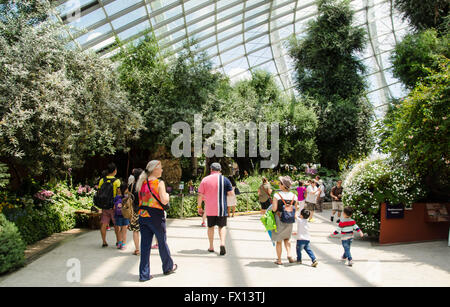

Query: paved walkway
[1,210,449,287]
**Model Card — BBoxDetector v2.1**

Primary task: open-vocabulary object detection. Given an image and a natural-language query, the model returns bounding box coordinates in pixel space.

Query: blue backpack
[278,194,296,224]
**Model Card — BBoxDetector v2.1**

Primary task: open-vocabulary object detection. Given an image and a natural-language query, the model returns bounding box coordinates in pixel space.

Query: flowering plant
[76,185,93,196]
[34,190,54,201]
[342,156,425,237]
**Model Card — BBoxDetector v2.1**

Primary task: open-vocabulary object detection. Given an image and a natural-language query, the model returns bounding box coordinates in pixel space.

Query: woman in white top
[271,176,297,265]
[305,180,319,222]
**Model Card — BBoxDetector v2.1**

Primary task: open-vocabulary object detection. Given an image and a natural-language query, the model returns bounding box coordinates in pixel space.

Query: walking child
[330,207,364,266]
[296,209,318,267]
[114,182,130,250]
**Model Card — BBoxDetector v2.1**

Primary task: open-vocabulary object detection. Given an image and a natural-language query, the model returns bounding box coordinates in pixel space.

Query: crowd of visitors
[94,161,362,282]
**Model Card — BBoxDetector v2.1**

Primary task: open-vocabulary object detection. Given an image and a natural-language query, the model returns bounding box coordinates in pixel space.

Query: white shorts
[332,201,343,212]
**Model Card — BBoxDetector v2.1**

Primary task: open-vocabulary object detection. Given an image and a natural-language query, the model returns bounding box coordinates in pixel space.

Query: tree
[288,0,374,170]
[390,29,449,89]
[394,0,449,34]
[378,57,449,200]
[0,1,143,179]
[268,96,319,167]
[116,33,174,149]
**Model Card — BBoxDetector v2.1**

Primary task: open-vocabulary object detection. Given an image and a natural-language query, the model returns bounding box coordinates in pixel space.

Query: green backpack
[261,209,277,232]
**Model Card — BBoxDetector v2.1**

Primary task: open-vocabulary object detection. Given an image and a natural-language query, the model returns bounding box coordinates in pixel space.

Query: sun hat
[278,176,293,189]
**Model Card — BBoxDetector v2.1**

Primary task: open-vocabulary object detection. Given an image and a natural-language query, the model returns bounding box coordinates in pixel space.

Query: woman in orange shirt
[136,160,177,282]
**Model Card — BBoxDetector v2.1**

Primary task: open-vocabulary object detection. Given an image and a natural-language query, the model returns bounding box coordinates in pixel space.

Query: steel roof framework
[52,0,411,116]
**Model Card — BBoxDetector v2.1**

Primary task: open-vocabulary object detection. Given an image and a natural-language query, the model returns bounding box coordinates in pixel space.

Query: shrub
[342,157,425,237]
[0,213,26,274]
[5,201,76,245]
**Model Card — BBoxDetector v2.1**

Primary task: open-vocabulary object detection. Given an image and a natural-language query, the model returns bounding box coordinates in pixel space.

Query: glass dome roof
[53,0,412,117]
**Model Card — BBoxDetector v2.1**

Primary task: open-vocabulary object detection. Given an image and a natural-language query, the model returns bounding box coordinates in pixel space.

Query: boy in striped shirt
[330,207,364,266]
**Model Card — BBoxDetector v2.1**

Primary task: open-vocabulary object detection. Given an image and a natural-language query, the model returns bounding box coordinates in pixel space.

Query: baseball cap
[210,163,222,171]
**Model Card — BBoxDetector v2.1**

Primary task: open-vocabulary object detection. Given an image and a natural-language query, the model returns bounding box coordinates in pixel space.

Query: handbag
[121,193,134,219]
[260,209,277,232]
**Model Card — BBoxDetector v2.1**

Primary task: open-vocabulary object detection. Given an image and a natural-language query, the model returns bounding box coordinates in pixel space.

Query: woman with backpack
[271,176,297,265]
[128,168,143,255]
[136,160,177,282]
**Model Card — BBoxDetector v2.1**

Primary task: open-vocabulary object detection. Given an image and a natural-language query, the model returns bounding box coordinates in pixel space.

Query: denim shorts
[115,216,130,227]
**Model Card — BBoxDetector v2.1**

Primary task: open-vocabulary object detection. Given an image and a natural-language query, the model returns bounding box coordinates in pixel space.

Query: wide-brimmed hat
[278,176,293,189]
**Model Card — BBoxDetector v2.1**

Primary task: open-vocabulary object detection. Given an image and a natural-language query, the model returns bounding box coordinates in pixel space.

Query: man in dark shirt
[330,180,343,223]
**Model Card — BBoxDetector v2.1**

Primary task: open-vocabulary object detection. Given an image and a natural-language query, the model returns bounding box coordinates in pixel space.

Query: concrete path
[1,210,449,287]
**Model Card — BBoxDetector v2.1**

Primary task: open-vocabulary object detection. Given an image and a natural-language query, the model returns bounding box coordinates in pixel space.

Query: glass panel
[111,7,147,30]
[220,45,246,64]
[185,4,215,23]
[224,57,250,77]
[69,7,105,29]
[104,0,141,17]
[76,23,112,45]
[91,36,116,52]
[217,2,244,20]
[118,21,151,41]
[248,47,273,67]
[217,24,242,41]
[187,16,215,33]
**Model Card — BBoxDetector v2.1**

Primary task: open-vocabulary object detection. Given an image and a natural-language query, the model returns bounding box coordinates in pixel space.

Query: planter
[379,202,450,245]
[75,210,101,230]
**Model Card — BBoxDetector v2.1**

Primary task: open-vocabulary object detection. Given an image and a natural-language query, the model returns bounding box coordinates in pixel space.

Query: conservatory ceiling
[53,0,411,117]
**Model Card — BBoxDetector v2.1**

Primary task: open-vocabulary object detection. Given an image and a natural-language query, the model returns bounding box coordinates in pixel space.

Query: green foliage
[288,0,374,170]
[394,0,449,33]
[378,57,449,195]
[1,180,93,245]
[0,162,10,189]
[391,29,449,89]
[116,36,225,149]
[267,96,319,166]
[0,1,143,178]
[342,157,426,237]
[0,213,26,274]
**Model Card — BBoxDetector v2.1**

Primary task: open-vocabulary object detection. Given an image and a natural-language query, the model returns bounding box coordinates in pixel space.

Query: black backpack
[93,177,116,209]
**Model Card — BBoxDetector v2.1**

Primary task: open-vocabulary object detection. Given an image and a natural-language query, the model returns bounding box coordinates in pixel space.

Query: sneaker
[106,226,111,231]
[347,260,353,267]
[117,241,122,249]
[201,222,206,227]
[330,216,334,222]
[120,243,126,250]
[296,260,302,264]
[311,260,318,267]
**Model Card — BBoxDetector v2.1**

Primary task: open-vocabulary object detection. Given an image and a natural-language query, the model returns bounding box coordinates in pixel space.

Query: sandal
[164,264,178,275]
[133,250,140,255]
[274,260,282,265]
[208,248,215,253]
